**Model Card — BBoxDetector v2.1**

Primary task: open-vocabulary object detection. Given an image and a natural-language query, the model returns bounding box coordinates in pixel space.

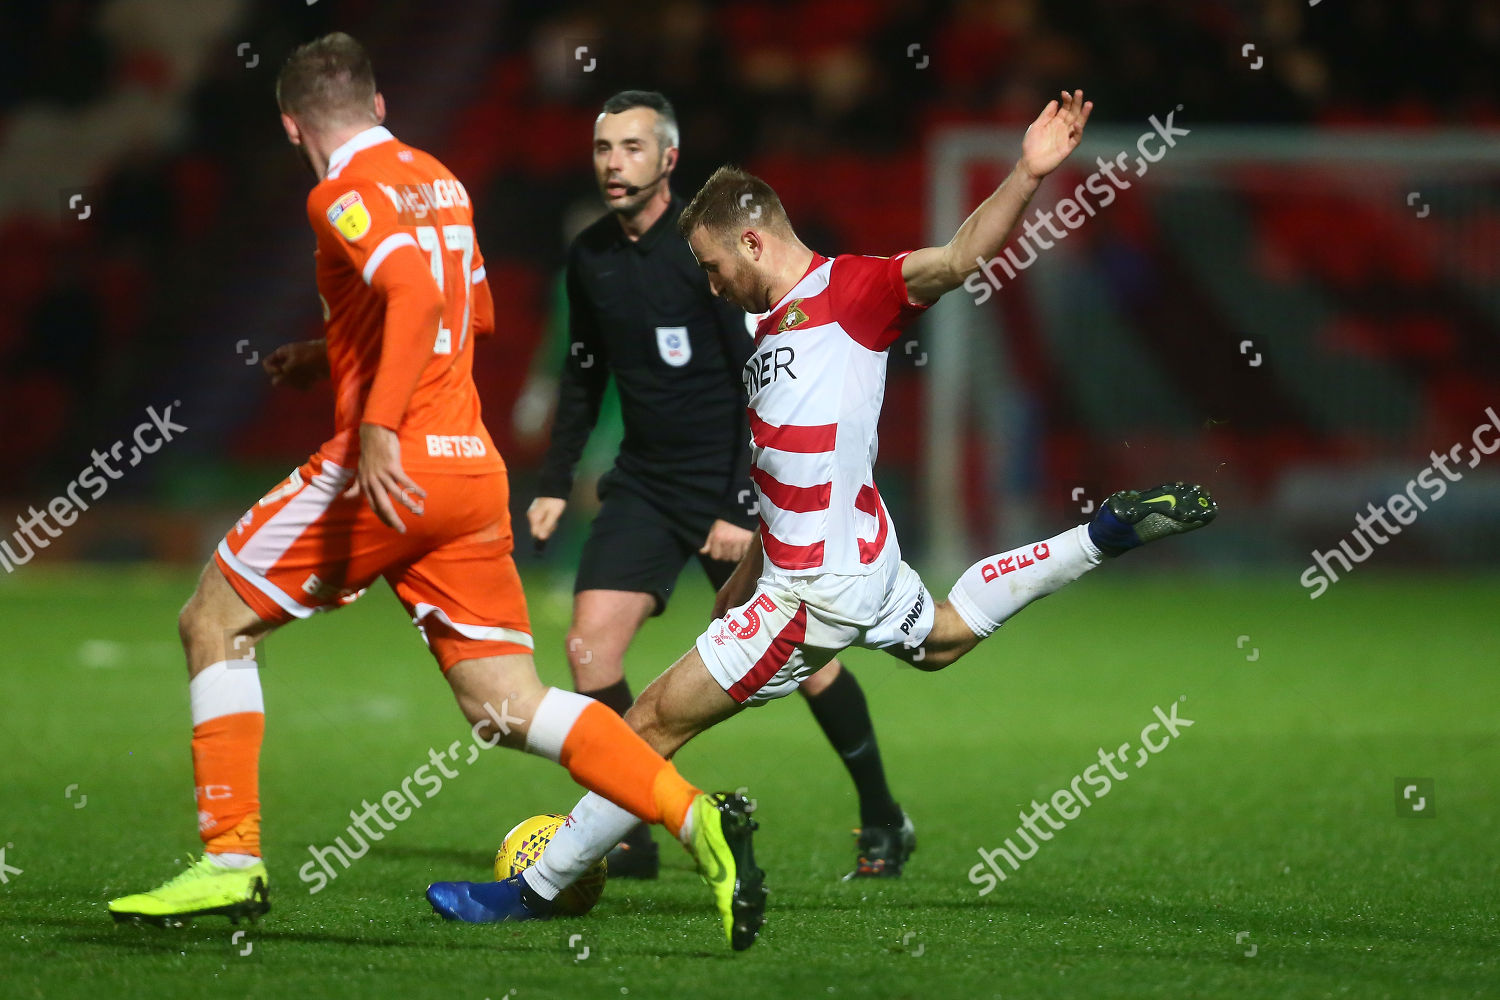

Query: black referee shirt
[537,197,755,528]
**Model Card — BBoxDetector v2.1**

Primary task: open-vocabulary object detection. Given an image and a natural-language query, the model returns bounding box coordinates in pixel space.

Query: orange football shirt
[306,126,501,474]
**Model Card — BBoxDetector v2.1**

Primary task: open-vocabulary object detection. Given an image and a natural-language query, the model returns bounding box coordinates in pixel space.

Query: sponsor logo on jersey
[327,190,372,241]
[777,298,808,333]
[743,345,796,394]
[426,434,488,458]
[898,588,926,635]
[655,326,691,367]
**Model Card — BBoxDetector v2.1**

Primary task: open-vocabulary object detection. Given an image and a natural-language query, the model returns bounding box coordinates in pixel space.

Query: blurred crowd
[0,0,1494,500]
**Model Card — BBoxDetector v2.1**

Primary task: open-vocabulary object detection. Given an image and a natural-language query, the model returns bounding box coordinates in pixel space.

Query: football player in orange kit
[107,33,765,951]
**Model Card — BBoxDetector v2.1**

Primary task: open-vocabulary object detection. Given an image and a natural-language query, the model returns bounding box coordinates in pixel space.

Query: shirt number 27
[415,224,474,356]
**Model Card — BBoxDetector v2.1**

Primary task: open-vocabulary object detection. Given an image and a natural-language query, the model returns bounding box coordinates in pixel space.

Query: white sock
[522,687,591,762]
[947,524,1101,637]
[207,852,261,869]
[524,792,638,900]
[189,659,264,726]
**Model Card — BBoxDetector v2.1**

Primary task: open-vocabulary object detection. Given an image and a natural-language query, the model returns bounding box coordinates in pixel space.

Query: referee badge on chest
[655,326,691,367]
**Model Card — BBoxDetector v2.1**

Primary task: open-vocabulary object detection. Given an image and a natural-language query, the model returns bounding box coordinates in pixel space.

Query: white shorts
[697,556,936,707]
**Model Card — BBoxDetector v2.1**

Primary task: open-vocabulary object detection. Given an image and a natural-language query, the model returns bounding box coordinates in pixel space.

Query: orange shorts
[214,451,531,671]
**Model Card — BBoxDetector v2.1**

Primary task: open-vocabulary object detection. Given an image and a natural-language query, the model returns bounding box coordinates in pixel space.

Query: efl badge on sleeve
[327,190,372,241]
[655,326,691,367]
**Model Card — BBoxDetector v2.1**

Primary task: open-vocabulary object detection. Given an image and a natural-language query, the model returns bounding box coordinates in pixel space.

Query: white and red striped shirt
[744,252,928,576]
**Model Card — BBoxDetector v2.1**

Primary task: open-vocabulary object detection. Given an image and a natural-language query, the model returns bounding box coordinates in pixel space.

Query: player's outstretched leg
[436,653,711,858]
[428,646,768,950]
[426,788,633,924]
[108,562,275,926]
[897,481,1217,671]
[425,789,764,946]
[426,787,765,949]
[948,480,1217,642]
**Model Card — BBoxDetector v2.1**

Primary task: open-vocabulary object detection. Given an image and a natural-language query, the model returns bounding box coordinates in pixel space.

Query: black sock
[804,667,903,829]
[578,678,652,848]
[518,879,554,914]
[579,678,635,717]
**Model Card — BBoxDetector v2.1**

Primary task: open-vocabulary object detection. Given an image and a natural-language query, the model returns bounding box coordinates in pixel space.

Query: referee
[529,91,915,878]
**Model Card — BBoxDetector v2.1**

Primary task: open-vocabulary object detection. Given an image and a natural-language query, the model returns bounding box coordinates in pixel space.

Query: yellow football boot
[109,855,269,926]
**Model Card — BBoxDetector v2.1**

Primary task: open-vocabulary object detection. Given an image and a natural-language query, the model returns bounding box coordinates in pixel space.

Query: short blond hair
[276,32,377,129]
[678,165,792,243]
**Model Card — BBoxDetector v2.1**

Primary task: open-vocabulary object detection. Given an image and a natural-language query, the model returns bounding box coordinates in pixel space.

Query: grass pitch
[1,565,1496,999]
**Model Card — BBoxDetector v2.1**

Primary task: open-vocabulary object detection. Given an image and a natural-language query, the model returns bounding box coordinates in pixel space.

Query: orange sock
[189,661,265,857]
[540,696,700,837]
[651,762,699,839]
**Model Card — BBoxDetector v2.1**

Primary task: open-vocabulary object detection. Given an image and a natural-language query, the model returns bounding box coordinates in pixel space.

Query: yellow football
[494,813,607,917]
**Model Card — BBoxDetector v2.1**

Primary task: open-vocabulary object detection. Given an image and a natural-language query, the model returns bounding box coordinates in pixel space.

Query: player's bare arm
[901,90,1093,306]
[347,230,449,533]
[264,338,329,389]
[350,422,426,533]
[712,531,763,620]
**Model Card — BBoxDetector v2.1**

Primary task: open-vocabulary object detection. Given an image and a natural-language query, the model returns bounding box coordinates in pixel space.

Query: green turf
[0,565,1496,999]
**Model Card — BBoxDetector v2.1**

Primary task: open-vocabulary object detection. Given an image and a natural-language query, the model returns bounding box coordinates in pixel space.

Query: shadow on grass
[49,919,538,954]
[22,910,740,962]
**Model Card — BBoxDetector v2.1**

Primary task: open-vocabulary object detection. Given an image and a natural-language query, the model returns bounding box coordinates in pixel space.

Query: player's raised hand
[263,339,330,390]
[1019,90,1093,180]
[350,423,426,533]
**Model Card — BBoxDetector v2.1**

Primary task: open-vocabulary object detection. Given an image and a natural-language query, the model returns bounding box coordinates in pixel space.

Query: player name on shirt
[307,125,501,475]
[374,178,472,219]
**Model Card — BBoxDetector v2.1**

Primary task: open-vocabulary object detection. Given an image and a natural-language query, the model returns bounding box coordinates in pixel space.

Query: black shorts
[574,478,740,615]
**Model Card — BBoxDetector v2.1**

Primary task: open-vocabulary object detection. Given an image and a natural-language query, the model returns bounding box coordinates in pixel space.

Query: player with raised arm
[529,90,915,880]
[425,91,1215,936]
[106,33,763,951]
